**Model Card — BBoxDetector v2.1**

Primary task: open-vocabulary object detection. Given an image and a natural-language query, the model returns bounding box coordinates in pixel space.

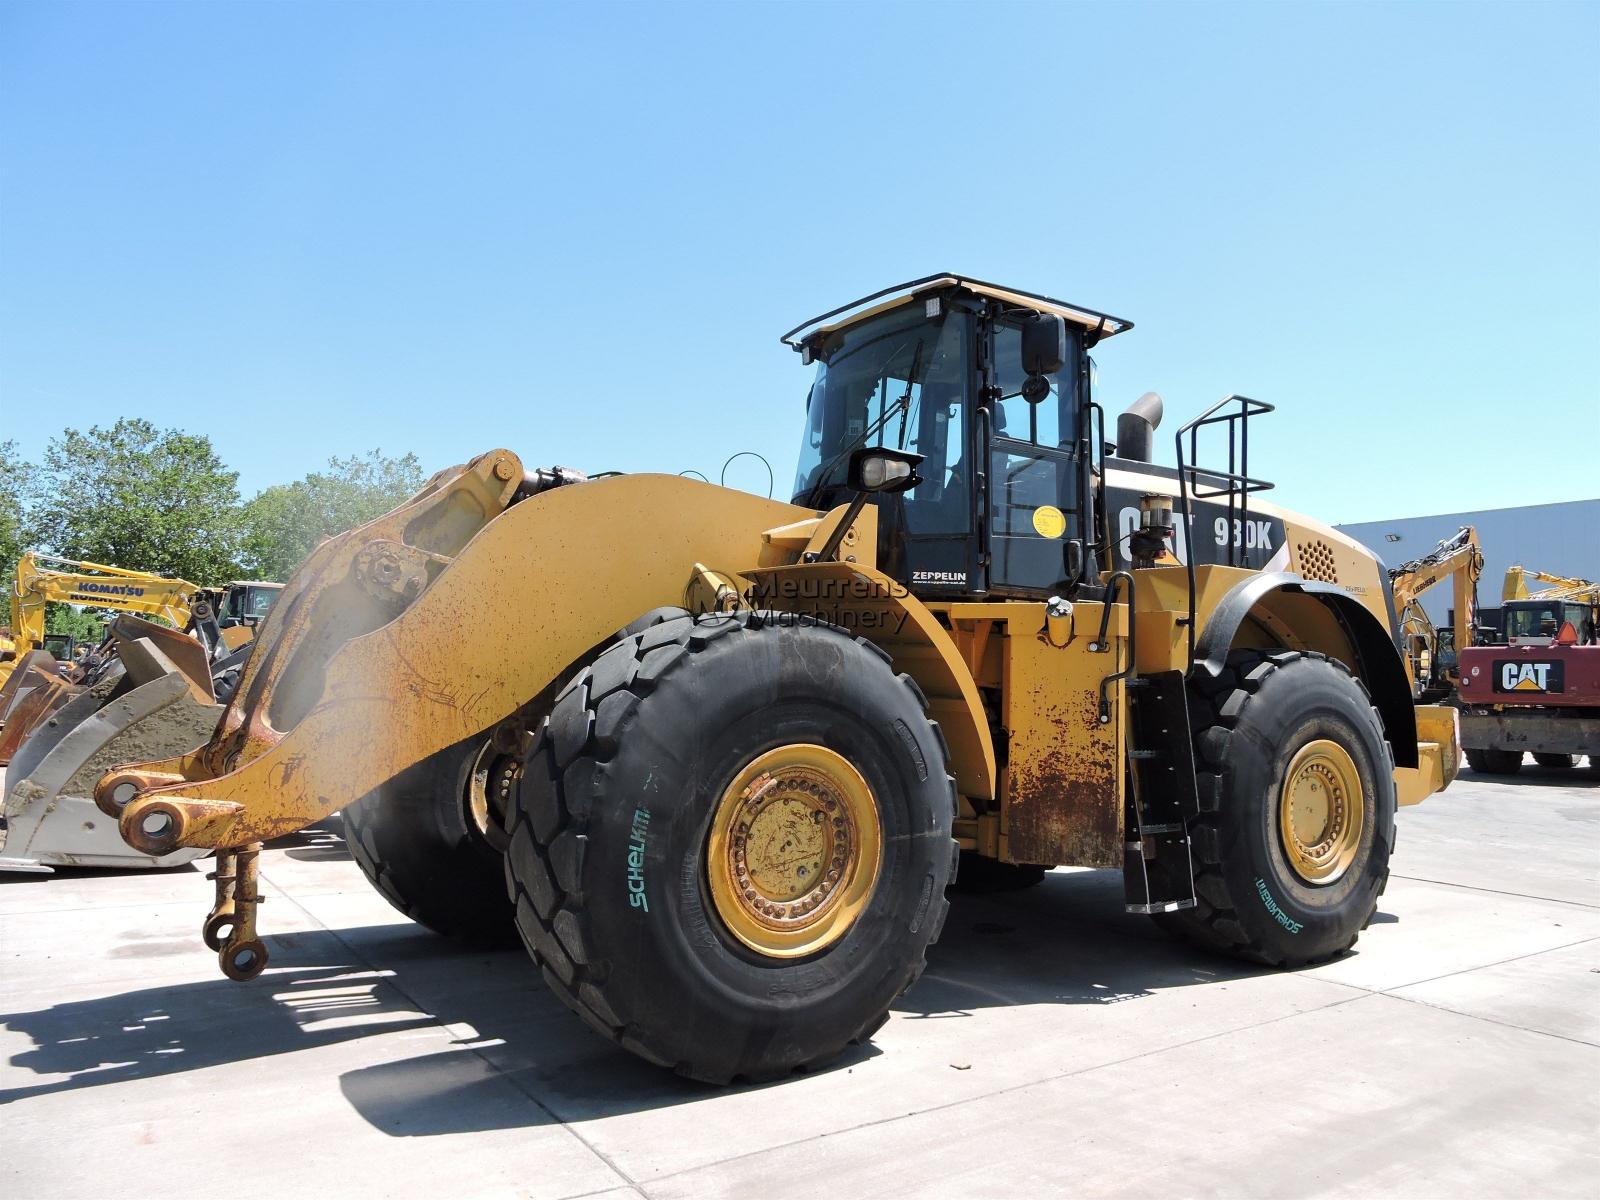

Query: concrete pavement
[3,762,1597,1198]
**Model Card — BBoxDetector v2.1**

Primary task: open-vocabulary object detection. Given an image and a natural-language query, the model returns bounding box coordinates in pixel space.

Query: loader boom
[101,451,821,853]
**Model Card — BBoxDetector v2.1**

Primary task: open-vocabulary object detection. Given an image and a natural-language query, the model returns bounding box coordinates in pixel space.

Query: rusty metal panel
[1001,603,1125,869]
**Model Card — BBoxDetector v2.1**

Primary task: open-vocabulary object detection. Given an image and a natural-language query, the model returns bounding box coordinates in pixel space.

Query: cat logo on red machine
[1494,660,1565,694]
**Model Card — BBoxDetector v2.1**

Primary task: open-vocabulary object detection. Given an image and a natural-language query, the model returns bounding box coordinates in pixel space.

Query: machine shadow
[900,867,1288,1019]
[1458,763,1599,789]
[3,866,1367,1135]
[0,956,437,1104]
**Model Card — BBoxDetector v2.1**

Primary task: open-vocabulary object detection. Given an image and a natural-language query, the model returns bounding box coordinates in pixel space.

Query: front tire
[343,734,519,945]
[505,611,957,1083]
[1533,753,1575,770]
[1156,650,1395,967]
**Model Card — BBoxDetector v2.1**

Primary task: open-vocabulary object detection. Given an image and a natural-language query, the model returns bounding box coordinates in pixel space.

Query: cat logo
[1494,660,1564,694]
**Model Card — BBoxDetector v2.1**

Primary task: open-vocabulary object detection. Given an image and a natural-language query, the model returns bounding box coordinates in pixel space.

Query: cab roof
[780,273,1133,351]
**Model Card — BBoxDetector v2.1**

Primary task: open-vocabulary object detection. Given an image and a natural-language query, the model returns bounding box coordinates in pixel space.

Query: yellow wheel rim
[466,738,518,853]
[1279,738,1365,885]
[706,744,882,959]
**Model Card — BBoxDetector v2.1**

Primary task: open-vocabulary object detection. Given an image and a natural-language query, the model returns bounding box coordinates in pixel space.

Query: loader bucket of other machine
[0,622,225,871]
[0,655,81,765]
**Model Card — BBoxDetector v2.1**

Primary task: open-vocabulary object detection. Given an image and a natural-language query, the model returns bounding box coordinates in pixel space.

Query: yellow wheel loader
[77,275,1455,1082]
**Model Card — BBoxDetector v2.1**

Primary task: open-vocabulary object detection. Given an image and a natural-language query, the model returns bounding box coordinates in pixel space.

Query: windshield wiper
[799,338,925,509]
[894,340,923,450]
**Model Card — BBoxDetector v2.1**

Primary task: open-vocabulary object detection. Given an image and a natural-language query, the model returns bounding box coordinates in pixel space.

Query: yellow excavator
[16,274,1458,1082]
[1387,526,1483,701]
[0,552,199,687]
[1503,566,1596,603]
[0,553,282,871]
[1,552,282,699]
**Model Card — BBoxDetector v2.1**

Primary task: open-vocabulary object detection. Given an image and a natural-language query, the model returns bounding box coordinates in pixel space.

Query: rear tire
[1466,747,1524,775]
[1155,649,1395,967]
[344,735,519,945]
[505,610,958,1083]
[1533,753,1575,770]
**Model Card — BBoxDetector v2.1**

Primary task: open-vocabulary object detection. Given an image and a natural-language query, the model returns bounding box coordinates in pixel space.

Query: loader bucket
[0,620,229,872]
[0,656,80,765]
[0,620,228,876]
[0,669,218,871]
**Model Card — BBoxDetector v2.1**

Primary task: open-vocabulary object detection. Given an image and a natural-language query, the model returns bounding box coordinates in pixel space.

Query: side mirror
[1021,313,1067,376]
[847,447,924,494]
[1020,313,1066,404]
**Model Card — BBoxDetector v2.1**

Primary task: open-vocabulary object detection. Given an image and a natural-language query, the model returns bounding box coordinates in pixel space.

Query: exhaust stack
[1116,392,1164,463]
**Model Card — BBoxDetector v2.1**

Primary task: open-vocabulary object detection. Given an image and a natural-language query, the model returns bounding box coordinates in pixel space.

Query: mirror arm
[808,492,871,564]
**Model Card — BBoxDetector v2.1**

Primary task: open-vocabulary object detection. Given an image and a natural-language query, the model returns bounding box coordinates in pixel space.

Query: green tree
[0,441,35,626]
[239,450,427,581]
[45,604,105,644]
[30,419,243,585]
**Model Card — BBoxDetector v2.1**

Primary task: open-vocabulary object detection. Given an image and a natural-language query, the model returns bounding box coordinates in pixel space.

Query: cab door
[984,319,1088,598]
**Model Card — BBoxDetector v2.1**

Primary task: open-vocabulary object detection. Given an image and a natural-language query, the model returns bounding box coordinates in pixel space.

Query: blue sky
[2,0,1595,524]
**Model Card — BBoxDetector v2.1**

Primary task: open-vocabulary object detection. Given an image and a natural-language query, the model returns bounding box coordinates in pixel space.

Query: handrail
[1174,395,1275,668]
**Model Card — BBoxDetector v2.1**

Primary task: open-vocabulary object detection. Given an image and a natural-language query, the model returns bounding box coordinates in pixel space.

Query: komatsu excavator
[0,552,197,689]
[27,275,1457,1082]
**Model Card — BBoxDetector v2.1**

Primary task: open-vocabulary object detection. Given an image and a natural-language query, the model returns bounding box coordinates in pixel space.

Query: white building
[1337,499,1600,627]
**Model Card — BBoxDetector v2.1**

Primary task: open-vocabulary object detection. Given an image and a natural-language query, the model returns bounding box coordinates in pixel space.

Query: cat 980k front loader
[75,275,1457,1083]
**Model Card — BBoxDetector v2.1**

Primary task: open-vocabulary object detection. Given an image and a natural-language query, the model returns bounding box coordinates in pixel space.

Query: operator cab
[1504,599,1597,647]
[219,582,284,628]
[785,275,1131,600]
[41,632,75,661]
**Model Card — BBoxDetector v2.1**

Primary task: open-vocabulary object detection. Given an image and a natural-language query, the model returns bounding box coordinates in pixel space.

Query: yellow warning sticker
[1032,505,1066,539]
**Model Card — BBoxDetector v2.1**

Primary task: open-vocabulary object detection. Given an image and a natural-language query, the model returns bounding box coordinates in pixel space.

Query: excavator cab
[219,582,282,628]
[1505,599,1596,646]
[40,633,75,661]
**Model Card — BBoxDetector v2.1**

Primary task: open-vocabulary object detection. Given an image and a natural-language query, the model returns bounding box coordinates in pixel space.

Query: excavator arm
[4,553,199,675]
[1502,565,1595,603]
[1388,527,1483,689]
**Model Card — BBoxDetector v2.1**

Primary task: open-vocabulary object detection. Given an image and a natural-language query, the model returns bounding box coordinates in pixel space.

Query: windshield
[244,587,278,618]
[1505,602,1563,642]
[792,306,967,513]
[228,586,279,621]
